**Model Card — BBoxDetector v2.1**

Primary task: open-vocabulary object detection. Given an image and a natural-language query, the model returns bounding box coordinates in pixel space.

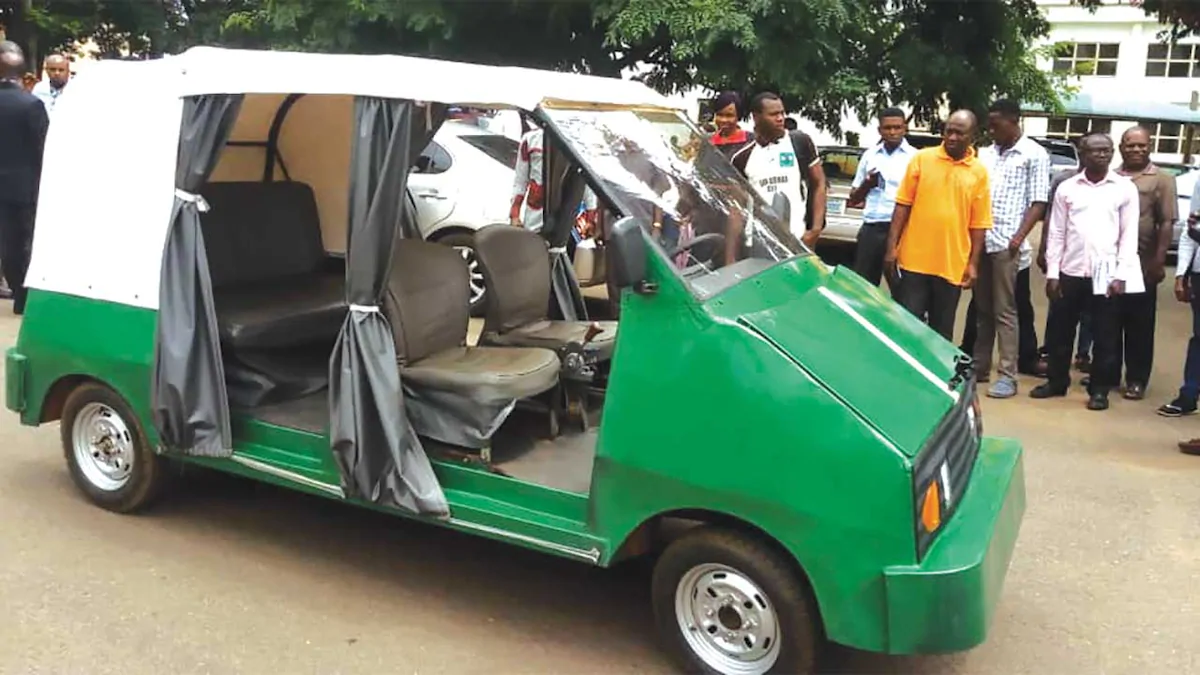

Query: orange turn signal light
[921,481,942,533]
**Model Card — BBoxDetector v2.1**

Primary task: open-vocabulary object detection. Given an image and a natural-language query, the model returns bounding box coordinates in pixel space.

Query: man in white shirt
[1032,132,1139,411]
[848,107,916,286]
[970,99,1050,399]
[1161,177,1200,421]
[30,53,68,113]
[730,92,827,248]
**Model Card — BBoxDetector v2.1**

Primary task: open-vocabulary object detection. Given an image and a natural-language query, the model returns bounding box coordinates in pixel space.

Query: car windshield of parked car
[545,107,806,297]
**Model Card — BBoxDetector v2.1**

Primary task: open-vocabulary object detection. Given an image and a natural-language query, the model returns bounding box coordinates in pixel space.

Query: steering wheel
[667,232,727,264]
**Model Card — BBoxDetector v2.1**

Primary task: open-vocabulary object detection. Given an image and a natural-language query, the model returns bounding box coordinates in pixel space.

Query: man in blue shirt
[849,107,916,286]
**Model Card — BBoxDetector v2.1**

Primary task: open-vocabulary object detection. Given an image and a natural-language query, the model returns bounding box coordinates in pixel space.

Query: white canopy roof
[175,47,681,112]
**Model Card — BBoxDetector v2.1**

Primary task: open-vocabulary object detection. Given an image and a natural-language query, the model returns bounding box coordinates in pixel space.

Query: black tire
[652,527,821,675]
[434,230,486,316]
[61,382,167,514]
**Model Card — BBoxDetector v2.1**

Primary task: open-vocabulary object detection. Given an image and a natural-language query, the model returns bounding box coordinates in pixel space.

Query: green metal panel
[882,437,1025,654]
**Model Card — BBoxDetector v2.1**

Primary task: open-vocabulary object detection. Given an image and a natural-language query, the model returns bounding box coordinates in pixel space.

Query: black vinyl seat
[200,181,347,349]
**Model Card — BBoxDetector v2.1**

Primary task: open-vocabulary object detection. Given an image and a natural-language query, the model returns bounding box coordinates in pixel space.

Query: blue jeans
[1181,274,1200,403]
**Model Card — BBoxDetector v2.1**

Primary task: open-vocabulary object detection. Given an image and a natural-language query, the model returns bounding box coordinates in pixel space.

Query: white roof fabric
[25,48,680,310]
[177,47,679,111]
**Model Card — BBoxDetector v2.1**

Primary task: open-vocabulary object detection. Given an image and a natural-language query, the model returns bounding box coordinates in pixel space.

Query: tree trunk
[3,0,38,71]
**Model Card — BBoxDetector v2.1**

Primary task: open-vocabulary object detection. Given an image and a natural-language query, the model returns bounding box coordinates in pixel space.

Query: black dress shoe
[1087,392,1110,411]
[1030,383,1068,399]
[1123,383,1146,400]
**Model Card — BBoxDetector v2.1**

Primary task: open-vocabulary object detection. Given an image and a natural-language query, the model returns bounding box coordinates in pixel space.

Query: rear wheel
[652,527,821,675]
[61,382,167,513]
[434,231,486,315]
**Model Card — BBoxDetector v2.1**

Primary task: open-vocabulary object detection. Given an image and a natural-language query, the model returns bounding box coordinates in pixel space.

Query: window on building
[1045,116,1112,141]
[1145,43,1200,78]
[1052,42,1120,76]
[1138,120,1185,154]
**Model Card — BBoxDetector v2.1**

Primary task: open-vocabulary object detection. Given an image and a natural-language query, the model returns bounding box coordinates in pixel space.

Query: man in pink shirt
[1031,132,1140,410]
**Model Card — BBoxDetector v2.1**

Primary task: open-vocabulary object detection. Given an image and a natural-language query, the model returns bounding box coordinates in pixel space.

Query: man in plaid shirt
[972,99,1050,398]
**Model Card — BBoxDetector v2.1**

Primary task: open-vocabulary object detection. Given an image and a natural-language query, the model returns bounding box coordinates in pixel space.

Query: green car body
[7,247,1024,656]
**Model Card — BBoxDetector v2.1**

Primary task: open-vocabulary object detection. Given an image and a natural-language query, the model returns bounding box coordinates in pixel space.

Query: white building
[1023,0,1200,164]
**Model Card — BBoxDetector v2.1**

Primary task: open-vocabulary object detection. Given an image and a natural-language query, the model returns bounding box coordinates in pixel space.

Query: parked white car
[409,120,519,310]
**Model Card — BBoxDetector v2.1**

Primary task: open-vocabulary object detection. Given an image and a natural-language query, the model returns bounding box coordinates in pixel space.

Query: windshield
[544,108,806,298]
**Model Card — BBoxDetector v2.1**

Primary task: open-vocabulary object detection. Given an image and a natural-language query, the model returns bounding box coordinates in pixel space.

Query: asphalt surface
[2,268,1200,674]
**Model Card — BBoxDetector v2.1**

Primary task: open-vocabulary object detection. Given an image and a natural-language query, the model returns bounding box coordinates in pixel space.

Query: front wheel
[61,382,167,513]
[652,527,821,675]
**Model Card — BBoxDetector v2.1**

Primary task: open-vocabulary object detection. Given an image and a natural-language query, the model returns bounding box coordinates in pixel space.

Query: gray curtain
[542,138,589,321]
[151,95,243,457]
[330,97,448,516]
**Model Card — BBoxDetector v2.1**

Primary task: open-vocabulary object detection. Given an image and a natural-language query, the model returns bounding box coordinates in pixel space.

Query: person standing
[1159,177,1200,419]
[1032,132,1139,411]
[31,53,69,113]
[848,107,916,286]
[709,91,753,159]
[0,43,49,315]
[510,122,547,231]
[730,91,827,249]
[884,110,992,340]
[966,99,1050,398]
[1111,126,1177,400]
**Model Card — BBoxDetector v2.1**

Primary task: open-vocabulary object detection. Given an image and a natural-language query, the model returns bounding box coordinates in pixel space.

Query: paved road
[2,271,1200,674]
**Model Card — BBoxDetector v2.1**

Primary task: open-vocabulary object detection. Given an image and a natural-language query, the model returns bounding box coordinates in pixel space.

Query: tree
[603,0,1069,133]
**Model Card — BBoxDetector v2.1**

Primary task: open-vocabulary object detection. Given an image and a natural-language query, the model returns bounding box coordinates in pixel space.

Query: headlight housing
[913,380,983,559]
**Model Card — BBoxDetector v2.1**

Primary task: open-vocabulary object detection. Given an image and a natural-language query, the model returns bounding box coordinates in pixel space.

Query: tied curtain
[329,97,449,515]
[152,94,244,457]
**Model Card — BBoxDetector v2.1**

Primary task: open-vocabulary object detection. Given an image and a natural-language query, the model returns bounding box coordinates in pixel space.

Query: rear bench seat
[200,181,346,349]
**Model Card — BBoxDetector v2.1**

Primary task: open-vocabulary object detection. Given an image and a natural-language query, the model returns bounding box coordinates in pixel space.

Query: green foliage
[0,0,1091,136]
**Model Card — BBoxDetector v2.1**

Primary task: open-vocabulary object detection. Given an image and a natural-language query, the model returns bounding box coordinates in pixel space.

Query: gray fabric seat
[383,239,560,402]
[200,181,347,349]
[473,224,618,360]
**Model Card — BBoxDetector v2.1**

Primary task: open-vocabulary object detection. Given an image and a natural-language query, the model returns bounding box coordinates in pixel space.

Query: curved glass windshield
[544,108,808,298]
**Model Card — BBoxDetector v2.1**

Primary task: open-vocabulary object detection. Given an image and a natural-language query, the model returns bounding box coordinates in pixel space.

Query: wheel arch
[611,508,824,613]
[429,225,480,243]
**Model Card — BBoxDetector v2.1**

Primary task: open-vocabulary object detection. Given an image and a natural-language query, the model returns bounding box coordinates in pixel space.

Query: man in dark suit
[0,42,49,314]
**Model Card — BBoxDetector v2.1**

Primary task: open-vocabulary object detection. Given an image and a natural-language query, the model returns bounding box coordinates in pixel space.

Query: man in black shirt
[0,42,49,315]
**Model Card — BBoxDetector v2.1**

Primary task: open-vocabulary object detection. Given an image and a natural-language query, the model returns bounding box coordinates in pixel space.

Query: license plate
[828,198,846,216]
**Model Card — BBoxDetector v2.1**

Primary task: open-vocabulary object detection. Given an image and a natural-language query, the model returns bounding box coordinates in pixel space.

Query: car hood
[712,259,962,456]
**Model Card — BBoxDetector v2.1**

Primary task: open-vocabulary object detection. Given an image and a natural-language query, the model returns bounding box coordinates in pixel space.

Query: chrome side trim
[448,518,601,564]
[231,454,345,499]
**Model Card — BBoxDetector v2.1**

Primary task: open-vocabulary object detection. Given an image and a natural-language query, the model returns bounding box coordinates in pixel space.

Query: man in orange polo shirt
[884,110,993,340]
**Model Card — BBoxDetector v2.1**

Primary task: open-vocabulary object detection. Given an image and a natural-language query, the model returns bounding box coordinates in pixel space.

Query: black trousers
[1045,275,1119,394]
[0,202,33,314]
[892,268,962,340]
[852,221,890,287]
[961,267,1040,371]
[1113,286,1156,387]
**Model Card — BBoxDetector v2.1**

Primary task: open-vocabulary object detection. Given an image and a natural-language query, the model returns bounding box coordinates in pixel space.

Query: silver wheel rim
[454,246,486,305]
[71,402,135,492]
[674,563,782,675]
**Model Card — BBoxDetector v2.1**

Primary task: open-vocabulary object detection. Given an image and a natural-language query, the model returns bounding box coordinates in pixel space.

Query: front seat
[473,224,618,359]
[383,238,560,448]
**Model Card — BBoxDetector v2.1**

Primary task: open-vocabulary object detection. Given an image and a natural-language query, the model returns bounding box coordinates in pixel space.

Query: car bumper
[820,216,862,244]
[880,436,1025,654]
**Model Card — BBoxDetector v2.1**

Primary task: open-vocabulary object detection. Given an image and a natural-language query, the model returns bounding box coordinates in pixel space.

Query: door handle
[416,192,448,200]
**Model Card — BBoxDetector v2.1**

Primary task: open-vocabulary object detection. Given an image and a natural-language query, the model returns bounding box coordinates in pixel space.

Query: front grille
[913,378,982,558]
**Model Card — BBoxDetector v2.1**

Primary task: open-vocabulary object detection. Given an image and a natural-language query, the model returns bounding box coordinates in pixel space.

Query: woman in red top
[709,91,753,158]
